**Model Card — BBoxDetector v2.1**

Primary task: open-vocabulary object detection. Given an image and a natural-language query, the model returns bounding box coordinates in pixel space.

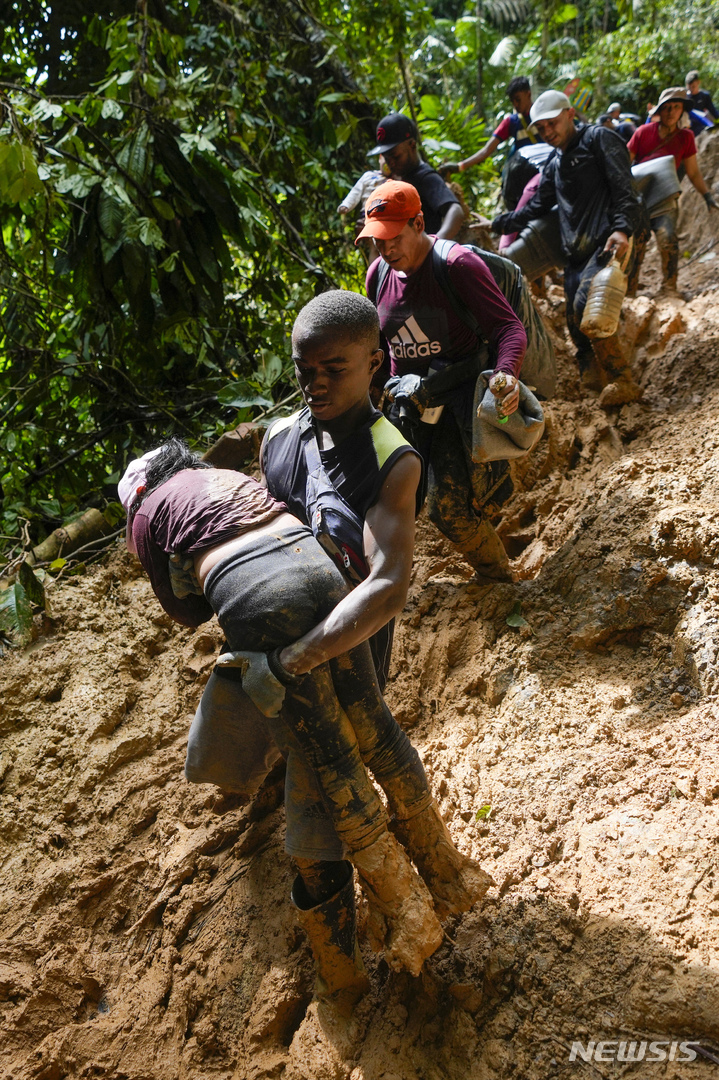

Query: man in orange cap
[359,179,527,581]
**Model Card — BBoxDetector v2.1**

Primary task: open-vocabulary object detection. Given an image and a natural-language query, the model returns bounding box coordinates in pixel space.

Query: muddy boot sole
[393,803,495,919]
[352,830,443,976]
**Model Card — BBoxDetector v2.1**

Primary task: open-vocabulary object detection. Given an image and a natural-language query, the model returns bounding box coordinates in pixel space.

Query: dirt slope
[1,140,719,1080]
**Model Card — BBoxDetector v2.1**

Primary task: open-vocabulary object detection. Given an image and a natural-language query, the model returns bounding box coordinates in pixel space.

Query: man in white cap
[492,90,648,408]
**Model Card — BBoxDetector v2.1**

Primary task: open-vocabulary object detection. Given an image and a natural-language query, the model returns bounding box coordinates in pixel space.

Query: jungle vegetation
[0,0,718,567]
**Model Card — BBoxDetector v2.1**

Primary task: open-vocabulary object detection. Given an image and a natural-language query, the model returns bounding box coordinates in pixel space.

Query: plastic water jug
[579,257,627,339]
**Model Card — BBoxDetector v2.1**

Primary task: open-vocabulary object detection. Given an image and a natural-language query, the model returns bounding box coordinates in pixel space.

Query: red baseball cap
[355,180,422,243]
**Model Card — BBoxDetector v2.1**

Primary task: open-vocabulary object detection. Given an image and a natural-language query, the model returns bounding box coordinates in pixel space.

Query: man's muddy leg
[271,672,443,974]
[292,857,370,1015]
[425,410,511,580]
[330,645,494,917]
[652,207,679,288]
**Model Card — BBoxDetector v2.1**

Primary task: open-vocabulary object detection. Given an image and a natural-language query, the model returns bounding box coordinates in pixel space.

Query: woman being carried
[120,438,491,1010]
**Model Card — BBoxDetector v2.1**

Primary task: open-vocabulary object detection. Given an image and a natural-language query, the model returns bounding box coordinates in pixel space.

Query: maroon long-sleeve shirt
[131,468,286,627]
[366,239,527,379]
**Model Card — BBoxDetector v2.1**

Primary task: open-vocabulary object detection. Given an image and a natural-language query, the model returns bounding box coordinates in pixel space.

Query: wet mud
[1,135,719,1079]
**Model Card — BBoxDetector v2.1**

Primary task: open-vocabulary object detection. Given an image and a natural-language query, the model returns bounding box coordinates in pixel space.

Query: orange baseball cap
[355,180,422,243]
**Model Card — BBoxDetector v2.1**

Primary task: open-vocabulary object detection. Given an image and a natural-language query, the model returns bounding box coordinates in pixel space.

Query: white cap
[608,102,621,112]
[118,447,163,552]
[530,90,572,124]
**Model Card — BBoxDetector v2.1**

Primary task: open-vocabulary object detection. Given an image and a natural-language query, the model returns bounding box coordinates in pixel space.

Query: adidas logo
[389,315,442,359]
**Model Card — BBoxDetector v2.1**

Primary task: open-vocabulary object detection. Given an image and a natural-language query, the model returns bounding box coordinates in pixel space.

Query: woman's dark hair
[129,437,212,519]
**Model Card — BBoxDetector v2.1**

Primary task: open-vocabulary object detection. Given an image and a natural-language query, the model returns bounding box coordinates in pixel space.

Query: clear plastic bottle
[579,257,628,339]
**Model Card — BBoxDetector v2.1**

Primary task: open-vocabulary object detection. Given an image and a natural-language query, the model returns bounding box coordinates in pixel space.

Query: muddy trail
[2,138,719,1080]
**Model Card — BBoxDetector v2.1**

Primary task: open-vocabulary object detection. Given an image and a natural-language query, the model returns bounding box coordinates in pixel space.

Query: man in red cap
[368,112,465,239]
[359,179,527,580]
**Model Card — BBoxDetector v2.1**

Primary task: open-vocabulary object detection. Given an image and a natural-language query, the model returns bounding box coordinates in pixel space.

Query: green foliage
[0,0,374,552]
[415,96,499,205]
[0,582,33,646]
[3,0,716,567]
[578,0,719,113]
[506,600,530,628]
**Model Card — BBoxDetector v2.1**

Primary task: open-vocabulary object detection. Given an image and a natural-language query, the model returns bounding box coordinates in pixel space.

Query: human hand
[338,204,349,214]
[169,553,203,598]
[489,372,519,417]
[438,161,460,177]
[491,213,514,235]
[214,650,286,717]
[602,230,629,261]
[704,192,717,211]
[384,373,425,415]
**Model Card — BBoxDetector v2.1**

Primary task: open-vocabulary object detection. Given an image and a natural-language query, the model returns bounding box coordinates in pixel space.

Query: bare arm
[459,136,500,170]
[436,202,466,240]
[278,453,421,674]
[683,154,710,197]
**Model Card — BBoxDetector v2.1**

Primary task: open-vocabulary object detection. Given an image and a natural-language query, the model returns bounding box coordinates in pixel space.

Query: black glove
[384,373,425,413]
[705,192,717,211]
[214,650,286,717]
[491,213,515,235]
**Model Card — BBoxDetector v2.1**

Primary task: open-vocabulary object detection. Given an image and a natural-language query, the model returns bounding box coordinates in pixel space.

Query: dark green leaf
[19,561,46,608]
[0,583,33,646]
[217,384,273,409]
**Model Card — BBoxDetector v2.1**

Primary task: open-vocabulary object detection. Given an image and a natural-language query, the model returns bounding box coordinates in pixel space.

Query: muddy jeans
[406,385,512,570]
[627,201,679,293]
[189,524,431,860]
[650,206,679,283]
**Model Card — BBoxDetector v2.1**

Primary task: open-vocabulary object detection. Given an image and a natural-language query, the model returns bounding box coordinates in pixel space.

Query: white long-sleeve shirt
[340,170,384,213]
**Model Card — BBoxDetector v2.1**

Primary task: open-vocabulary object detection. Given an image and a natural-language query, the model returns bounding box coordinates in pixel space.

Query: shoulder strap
[518,114,537,144]
[367,257,391,305]
[431,239,527,341]
[430,239,483,339]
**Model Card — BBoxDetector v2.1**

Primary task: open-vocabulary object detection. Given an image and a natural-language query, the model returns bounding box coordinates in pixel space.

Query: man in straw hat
[627,86,717,292]
[492,89,648,407]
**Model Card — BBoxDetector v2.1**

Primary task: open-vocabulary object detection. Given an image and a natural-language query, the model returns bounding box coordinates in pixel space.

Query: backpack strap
[367,256,392,305]
[431,238,525,335]
[430,238,483,339]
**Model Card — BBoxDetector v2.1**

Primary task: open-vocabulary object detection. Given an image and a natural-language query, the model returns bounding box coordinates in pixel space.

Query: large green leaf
[217,384,273,409]
[0,583,33,647]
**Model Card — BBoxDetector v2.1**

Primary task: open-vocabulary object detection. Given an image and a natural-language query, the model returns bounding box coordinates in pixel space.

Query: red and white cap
[118,448,163,553]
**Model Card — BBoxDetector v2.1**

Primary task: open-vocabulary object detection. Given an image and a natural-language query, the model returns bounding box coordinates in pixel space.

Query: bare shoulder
[374,451,421,514]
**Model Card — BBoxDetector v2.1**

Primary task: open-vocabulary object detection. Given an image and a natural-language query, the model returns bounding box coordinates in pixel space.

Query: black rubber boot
[292,863,370,1017]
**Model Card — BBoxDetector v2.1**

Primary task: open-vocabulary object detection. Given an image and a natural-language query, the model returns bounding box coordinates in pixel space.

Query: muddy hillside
[2,137,719,1080]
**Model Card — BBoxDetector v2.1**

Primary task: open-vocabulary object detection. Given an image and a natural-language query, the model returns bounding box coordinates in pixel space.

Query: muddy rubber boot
[392,801,495,919]
[351,830,443,977]
[577,347,607,392]
[656,228,679,290]
[454,519,513,583]
[593,334,642,409]
[292,863,370,1017]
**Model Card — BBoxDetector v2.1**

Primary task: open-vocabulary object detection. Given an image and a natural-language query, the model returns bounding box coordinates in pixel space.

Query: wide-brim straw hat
[650,87,691,116]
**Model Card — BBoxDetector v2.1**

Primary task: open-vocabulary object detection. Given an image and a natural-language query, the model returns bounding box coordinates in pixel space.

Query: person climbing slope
[120,436,491,1011]
[492,90,648,408]
[627,86,717,292]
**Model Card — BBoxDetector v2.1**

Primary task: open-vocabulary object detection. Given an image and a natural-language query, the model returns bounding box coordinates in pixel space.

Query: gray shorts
[186,672,345,861]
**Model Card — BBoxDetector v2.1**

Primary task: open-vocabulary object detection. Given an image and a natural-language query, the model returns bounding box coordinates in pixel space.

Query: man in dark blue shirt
[367,112,465,239]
